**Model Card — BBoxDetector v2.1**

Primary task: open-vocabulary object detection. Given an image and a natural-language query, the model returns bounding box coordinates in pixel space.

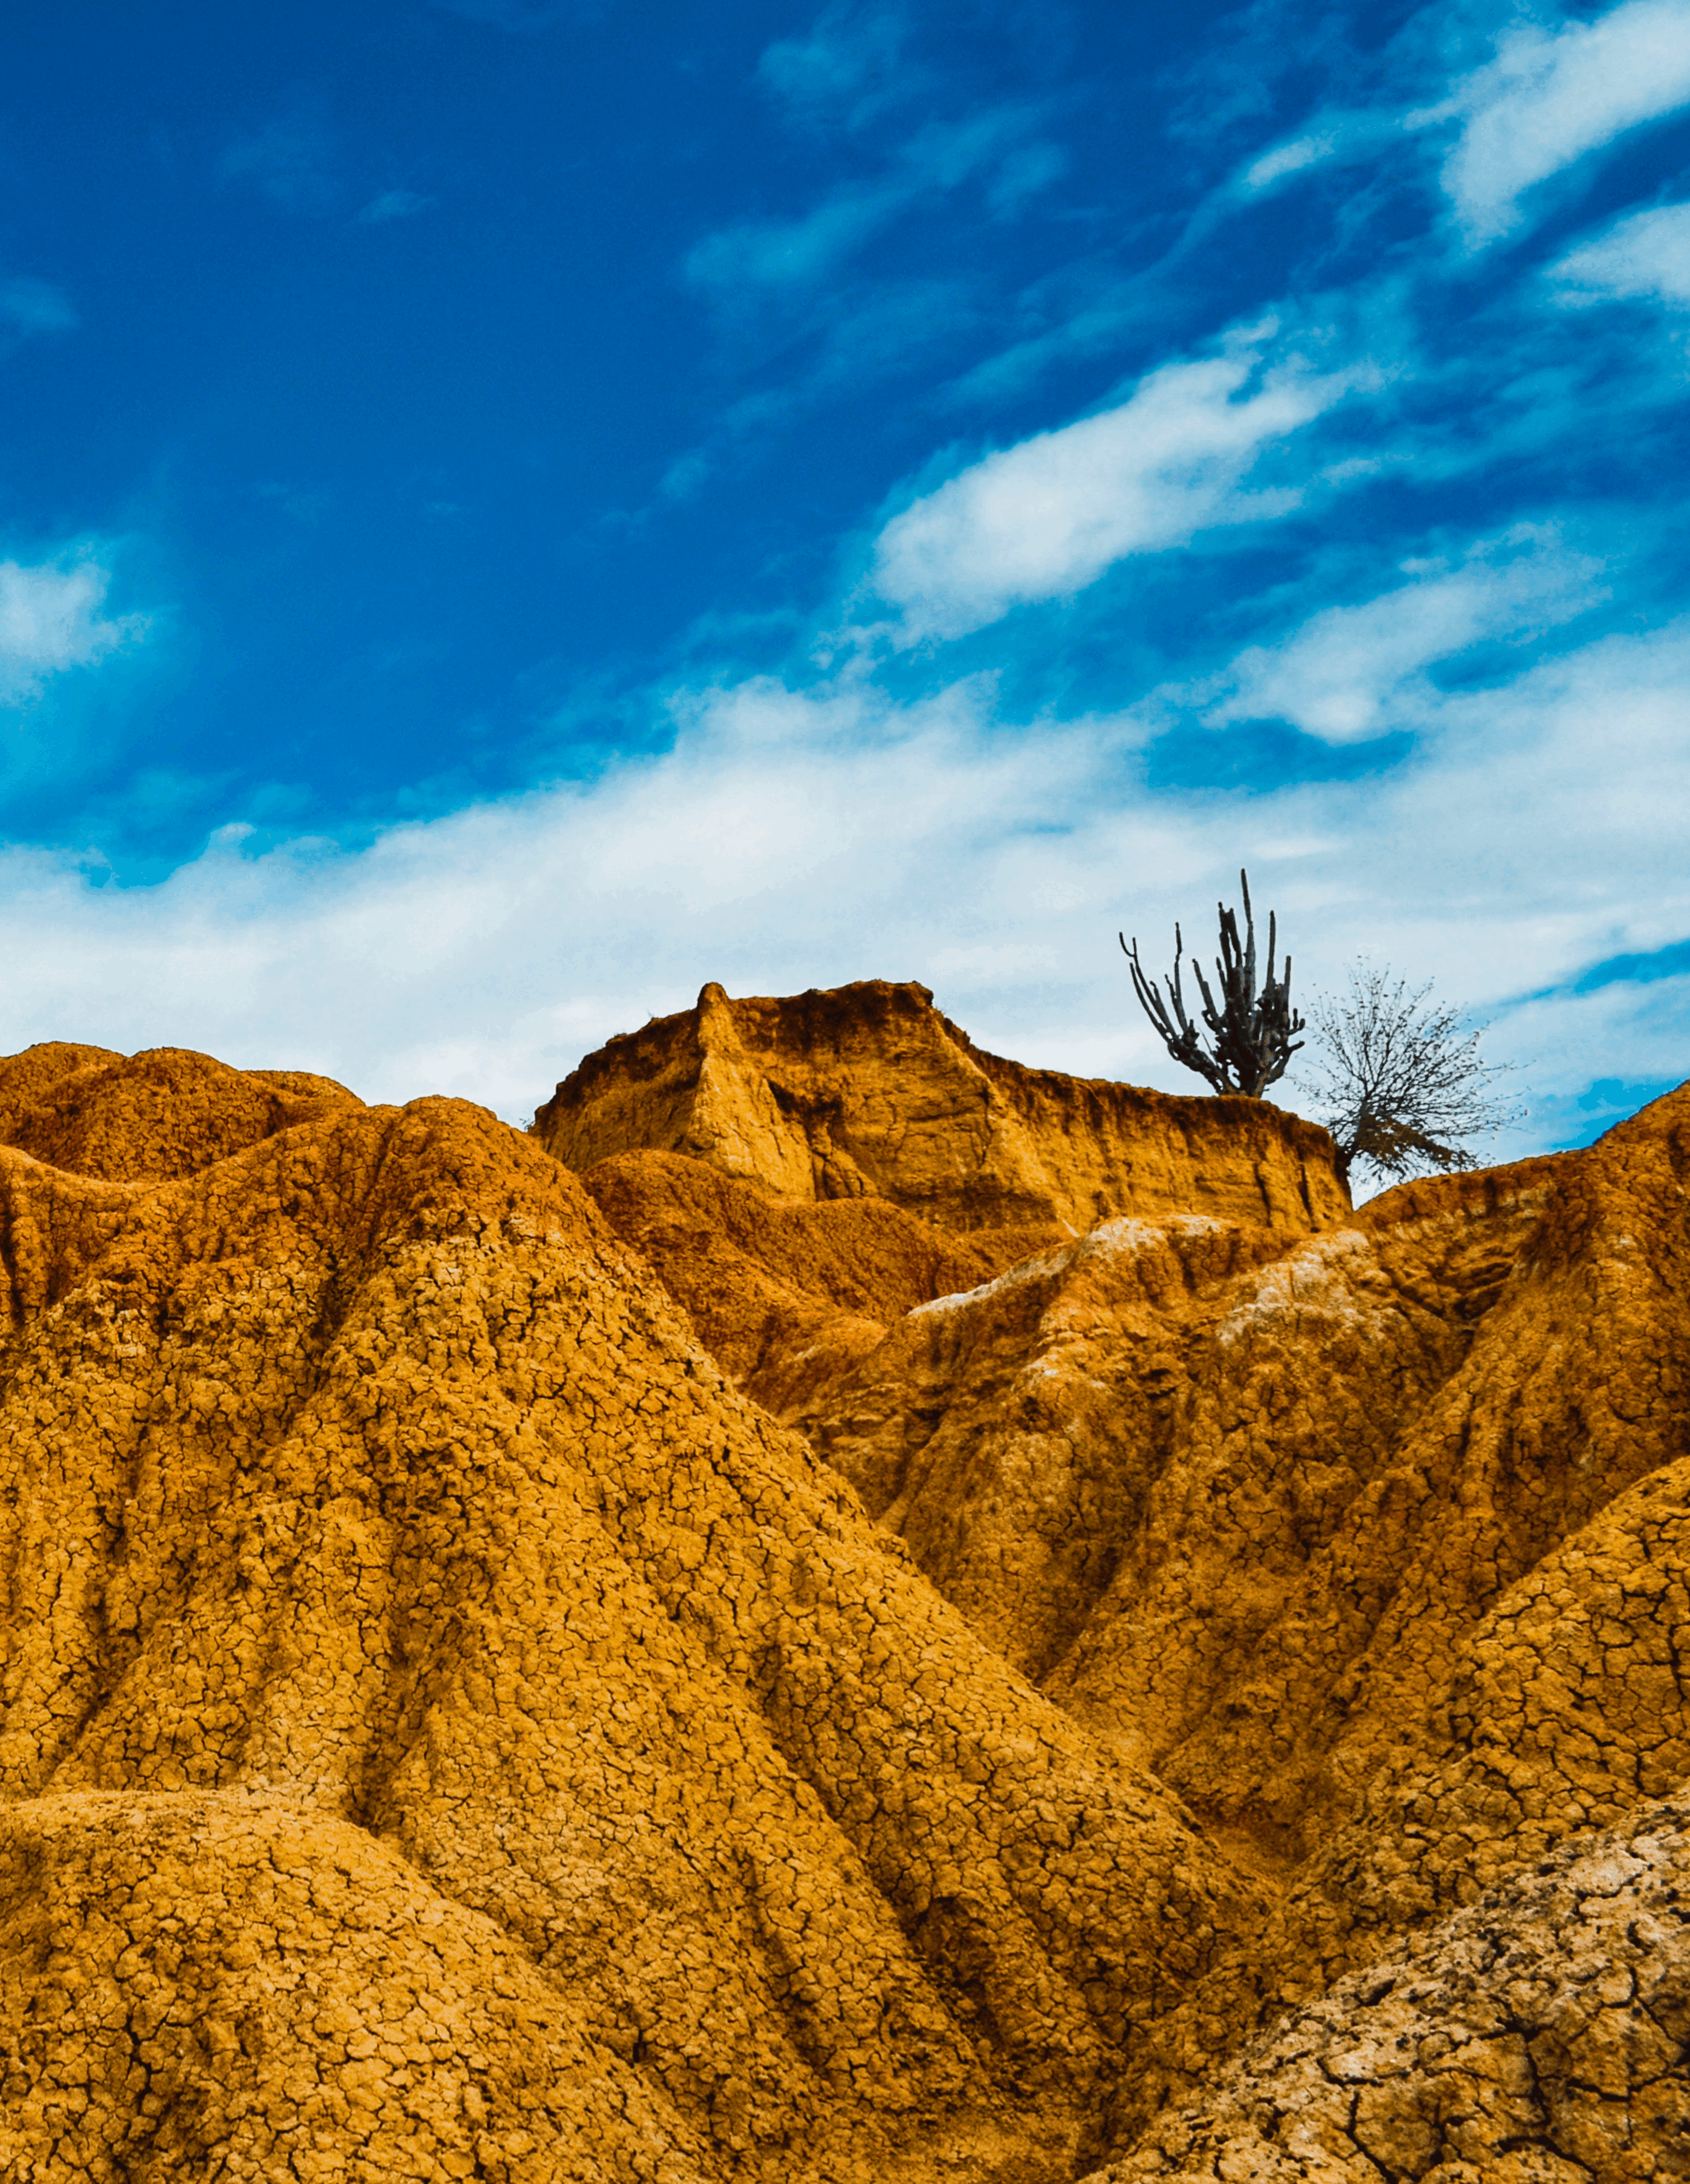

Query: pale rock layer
[1094,1798,1690,2183]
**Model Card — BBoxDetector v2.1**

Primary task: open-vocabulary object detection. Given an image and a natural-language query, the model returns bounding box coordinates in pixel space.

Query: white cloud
[1437,0,1690,244]
[0,555,148,705]
[2,623,1686,1166]
[0,678,1110,1116]
[869,331,1358,640]
[1203,530,1604,743]
[1236,111,1399,199]
[1552,200,1690,302]
[1244,133,1339,190]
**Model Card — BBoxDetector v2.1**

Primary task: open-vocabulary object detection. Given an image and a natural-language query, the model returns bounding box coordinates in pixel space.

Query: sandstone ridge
[533,979,1349,1239]
[0,1038,361,1183]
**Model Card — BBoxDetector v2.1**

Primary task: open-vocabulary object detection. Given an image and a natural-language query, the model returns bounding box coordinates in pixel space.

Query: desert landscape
[0,979,1682,2181]
[7,0,1688,2170]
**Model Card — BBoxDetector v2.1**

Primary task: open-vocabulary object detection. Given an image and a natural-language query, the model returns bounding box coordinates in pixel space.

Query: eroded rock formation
[575,1147,1066,1427]
[560,992,1690,2177]
[1,1000,1686,2183]
[534,979,1350,1239]
[0,1039,360,1184]
[0,1058,1261,2182]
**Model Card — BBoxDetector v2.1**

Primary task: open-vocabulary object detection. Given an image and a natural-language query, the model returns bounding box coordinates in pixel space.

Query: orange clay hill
[0,986,1683,2183]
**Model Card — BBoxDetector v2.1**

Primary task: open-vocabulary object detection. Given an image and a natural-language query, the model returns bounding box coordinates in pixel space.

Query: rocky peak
[533,976,1350,1239]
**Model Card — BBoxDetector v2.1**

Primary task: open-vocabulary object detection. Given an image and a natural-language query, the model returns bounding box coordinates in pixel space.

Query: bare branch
[1298,960,1522,1189]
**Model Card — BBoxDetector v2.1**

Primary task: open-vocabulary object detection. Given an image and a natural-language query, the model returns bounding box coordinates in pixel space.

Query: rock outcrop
[533,980,1349,1240]
[575,1148,1066,1427]
[2,1008,1687,2184]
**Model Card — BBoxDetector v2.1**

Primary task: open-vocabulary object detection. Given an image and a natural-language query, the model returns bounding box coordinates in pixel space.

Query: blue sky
[3,0,1687,1159]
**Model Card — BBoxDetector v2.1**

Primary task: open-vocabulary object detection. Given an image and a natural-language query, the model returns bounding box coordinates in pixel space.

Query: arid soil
[1,990,1686,2181]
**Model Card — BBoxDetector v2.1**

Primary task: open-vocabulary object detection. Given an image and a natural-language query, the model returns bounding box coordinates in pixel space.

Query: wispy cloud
[1,276,78,341]
[1211,1,1690,254]
[939,269,1146,412]
[901,107,1065,204]
[869,326,1361,641]
[0,555,148,706]
[1434,0,1690,245]
[1158,0,1356,160]
[219,107,340,217]
[667,85,1069,486]
[686,107,1062,304]
[1234,107,1405,201]
[686,186,903,295]
[661,277,983,499]
[758,3,915,131]
[1552,200,1690,303]
[1242,132,1343,192]
[1201,528,1606,743]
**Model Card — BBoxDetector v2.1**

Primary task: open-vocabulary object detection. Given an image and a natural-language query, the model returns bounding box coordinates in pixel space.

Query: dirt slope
[0,1075,1263,2183]
[1095,1796,1690,2183]
[576,1148,1066,1425]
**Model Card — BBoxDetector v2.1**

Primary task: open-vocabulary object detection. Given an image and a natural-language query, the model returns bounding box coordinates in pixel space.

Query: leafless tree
[1300,960,1520,1188]
[1120,868,1304,1096]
